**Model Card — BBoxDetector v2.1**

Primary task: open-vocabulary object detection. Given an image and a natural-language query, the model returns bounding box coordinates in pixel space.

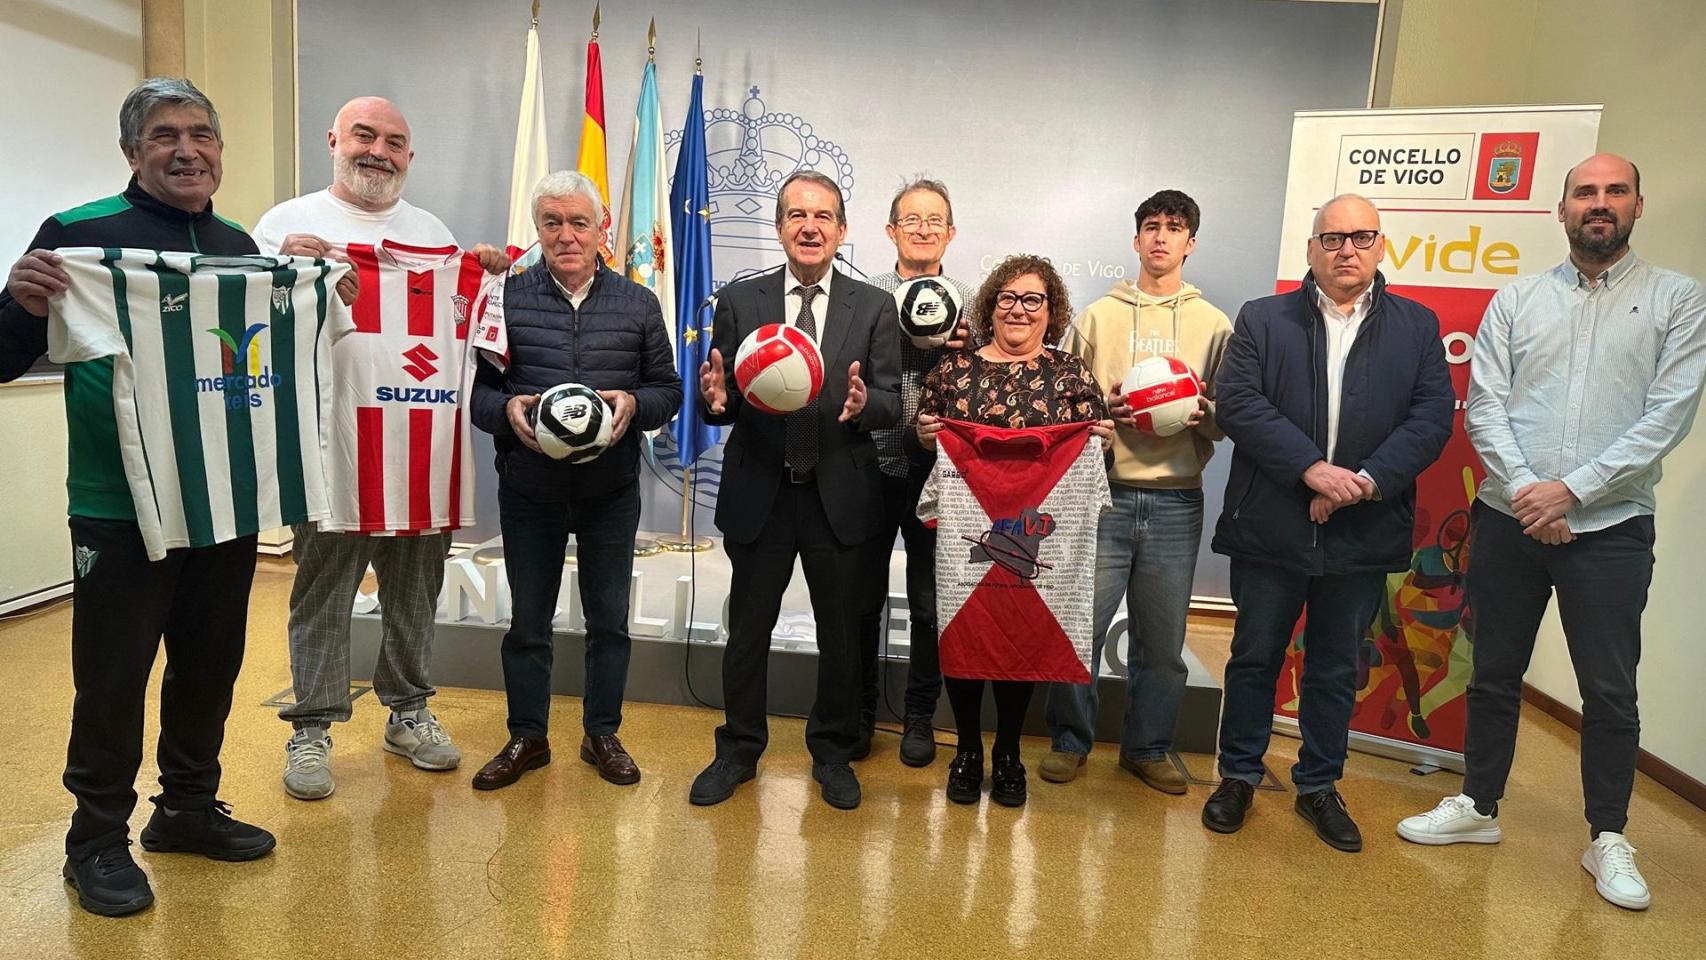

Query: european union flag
[670,71,719,466]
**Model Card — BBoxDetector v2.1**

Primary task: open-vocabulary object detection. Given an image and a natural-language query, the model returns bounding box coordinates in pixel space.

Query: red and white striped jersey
[322,241,505,533]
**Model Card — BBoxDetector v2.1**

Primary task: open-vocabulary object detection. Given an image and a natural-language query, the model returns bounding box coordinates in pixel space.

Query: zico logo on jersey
[198,323,281,409]
[375,342,457,404]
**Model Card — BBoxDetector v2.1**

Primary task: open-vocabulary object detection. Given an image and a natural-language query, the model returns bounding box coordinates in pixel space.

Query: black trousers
[855,468,941,722]
[715,481,862,766]
[1462,504,1654,835]
[63,518,257,858]
[944,677,1034,758]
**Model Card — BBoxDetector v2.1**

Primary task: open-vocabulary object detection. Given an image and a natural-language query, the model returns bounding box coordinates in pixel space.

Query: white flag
[506,25,549,264]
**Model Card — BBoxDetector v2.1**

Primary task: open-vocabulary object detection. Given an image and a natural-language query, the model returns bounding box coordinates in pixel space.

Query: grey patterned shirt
[868,269,979,478]
[1467,252,1706,532]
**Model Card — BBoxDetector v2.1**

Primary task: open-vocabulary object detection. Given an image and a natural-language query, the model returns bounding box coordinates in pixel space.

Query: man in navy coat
[1202,194,1453,851]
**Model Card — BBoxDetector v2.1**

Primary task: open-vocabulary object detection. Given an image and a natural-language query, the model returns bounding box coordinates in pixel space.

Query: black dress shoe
[1295,788,1363,852]
[899,714,938,768]
[139,797,276,862]
[63,842,153,917]
[812,762,862,810]
[945,750,984,805]
[1202,778,1256,834]
[689,758,756,806]
[990,753,1028,807]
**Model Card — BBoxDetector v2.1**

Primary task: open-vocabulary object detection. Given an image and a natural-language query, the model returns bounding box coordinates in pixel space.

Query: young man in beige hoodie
[1041,190,1233,792]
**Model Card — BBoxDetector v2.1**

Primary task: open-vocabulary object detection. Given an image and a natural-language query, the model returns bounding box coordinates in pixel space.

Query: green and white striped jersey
[48,247,352,560]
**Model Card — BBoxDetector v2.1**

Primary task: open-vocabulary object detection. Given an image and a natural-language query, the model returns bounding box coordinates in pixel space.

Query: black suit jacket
[702,267,901,546]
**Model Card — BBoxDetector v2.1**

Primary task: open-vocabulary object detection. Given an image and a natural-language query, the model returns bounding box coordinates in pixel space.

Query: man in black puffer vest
[468,171,681,790]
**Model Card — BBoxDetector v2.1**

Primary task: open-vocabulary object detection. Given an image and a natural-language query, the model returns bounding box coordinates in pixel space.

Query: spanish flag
[576,6,616,267]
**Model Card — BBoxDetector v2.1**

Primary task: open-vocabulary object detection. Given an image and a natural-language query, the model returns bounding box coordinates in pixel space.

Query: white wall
[1387,0,1706,785]
[0,0,142,607]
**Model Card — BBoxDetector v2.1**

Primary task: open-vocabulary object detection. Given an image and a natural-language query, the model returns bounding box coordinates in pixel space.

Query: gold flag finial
[530,0,540,27]
[591,1,600,39]
[647,17,657,61]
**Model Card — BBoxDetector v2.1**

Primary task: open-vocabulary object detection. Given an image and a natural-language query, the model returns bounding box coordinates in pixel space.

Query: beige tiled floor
[1,558,1703,959]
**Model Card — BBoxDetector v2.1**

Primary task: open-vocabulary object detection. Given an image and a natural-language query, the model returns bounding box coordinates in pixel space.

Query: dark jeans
[498,480,640,740]
[856,469,941,721]
[944,676,1035,759]
[715,481,863,766]
[1045,485,1203,760]
[1217,558,1385,794]
[63,518,257,858]
[1462,504,1654,835]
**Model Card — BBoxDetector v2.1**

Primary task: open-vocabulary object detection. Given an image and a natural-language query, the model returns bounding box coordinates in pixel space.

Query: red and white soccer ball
[1121,356,1204,437]
[734,323,824,415]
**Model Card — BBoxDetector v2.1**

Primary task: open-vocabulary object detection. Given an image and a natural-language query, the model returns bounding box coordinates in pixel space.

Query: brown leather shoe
[472,736,551,791]
[580,734,641,785]
[1121,755,1189,795]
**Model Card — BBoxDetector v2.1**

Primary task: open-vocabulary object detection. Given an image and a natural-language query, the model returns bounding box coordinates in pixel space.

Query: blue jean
[1216,558,1384,794]
[498,480,640,739]
[1044,485,1202,760]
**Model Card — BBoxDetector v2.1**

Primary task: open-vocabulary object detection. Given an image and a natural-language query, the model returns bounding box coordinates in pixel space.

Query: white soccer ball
[893,276,963,348]
[1121,357,1204,437]
[734,323,824,415]
[531,382,614,462]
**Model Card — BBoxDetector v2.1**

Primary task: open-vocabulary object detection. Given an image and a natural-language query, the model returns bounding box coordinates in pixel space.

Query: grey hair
[1312,193,1379,233]
[887,177,954,226]
[773,170,847,226]
[531,170,605,221]
[119,77,221,152]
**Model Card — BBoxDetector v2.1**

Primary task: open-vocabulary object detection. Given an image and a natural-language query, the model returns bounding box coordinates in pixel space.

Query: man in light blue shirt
[1398,154,1706,913]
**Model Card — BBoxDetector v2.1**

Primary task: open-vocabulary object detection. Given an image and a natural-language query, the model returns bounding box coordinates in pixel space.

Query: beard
[1567,209,1633,260]
[333,153,407,206]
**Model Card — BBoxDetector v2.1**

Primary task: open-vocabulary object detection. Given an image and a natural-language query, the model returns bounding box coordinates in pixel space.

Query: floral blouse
[918,347,1108,428]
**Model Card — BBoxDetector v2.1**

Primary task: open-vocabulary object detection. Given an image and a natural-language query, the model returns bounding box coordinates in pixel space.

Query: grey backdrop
[298,0,1377,600]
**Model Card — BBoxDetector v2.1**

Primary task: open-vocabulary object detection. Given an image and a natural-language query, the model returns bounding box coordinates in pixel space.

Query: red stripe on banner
[406,269,434,337]
[346,244,383,333]
[447,414,464,530]
[584,42,605,127]
[357,406,386,528]
[408,408,433,530]
[453,253,485,338]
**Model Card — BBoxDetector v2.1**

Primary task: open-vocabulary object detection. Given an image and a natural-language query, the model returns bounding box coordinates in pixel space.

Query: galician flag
[576,8,616,267]
[669,67,719,465]
[505,21,549,269]
[615,55,676,348]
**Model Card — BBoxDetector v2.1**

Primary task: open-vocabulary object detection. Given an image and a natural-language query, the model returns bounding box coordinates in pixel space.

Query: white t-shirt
[251,189,456,254]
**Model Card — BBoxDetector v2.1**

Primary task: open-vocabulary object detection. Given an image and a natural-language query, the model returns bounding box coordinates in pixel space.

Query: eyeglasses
[894,214,948,234]
[994,291,1048,312]
[1313,230,1381,251]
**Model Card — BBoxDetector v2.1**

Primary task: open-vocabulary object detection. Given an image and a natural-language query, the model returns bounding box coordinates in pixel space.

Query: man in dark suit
[691,170,901,810]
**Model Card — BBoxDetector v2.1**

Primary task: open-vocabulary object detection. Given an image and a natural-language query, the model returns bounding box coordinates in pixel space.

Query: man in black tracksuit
[1201,195,1453,852]
[467,172,681,791]
[0,79,277,918]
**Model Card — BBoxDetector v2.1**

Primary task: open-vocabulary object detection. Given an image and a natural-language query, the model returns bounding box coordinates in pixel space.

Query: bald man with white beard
[254,97,507,802]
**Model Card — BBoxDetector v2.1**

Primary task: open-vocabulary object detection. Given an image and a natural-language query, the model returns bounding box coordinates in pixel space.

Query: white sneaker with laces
[283,727,334,800]
[384,708,461,771]
[1582,832,1651,910]
[1396,794,1502,845]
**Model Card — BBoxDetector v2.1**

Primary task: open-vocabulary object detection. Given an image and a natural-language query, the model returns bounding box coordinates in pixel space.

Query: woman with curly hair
[916,254,1112,807]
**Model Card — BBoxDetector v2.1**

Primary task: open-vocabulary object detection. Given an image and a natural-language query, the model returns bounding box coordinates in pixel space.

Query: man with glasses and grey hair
[1202,194,1453,852]
[854,177,975,767]
[250,96,508,803]
[467,170,681,791]
[0,77,277,917]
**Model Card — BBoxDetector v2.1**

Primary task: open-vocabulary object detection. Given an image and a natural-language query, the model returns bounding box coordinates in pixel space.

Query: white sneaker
[383,708,461,771]
[1396,794,1502,845]
[1582,832,1651,910]
[283,727,335,800]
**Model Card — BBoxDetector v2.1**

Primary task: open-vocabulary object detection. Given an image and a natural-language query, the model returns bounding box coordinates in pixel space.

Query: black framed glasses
[894,214,948,233]
[1314,230,1381,250]
[994,291,1048,312]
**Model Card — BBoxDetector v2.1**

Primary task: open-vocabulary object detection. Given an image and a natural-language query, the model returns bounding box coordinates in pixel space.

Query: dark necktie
[785,284,822,471]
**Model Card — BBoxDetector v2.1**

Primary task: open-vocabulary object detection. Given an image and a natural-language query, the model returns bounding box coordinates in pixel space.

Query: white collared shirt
[1317,283,1375,461]
[783,265,834,341]
[551,270,595,310]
